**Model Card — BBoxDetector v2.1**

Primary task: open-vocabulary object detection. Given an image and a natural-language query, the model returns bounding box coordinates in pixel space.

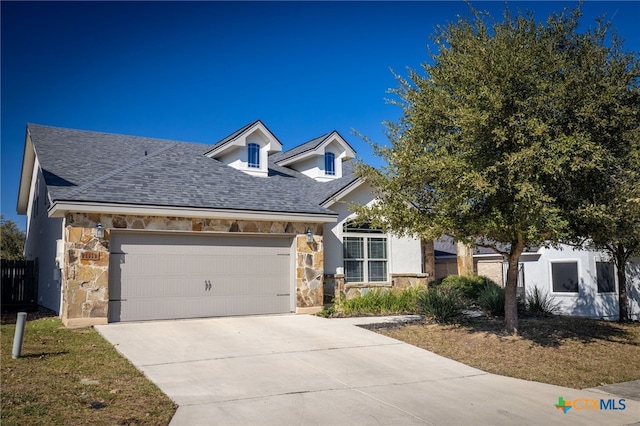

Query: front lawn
[1,313,176,425]
[378,315,640,389]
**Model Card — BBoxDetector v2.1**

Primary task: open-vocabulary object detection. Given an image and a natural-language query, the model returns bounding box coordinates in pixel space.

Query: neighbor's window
[325,152,336,176]
[551,261,579,293]
[343,221,387,282]
[596,261,616,293]
[247,143,260,168]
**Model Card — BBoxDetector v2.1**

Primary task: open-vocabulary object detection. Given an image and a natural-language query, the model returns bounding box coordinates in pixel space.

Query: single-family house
[435,237,640,320]
[17,121,432,327]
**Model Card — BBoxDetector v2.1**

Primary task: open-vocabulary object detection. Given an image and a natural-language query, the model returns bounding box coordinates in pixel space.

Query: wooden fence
[1,259,38,309]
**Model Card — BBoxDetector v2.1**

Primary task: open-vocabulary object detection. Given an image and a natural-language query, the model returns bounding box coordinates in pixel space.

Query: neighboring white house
[435,238,640,321]
[17,121,430,327]
[519,246,640,321]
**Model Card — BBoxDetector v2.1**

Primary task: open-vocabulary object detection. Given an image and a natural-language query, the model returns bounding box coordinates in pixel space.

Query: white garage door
[108,232,293,322]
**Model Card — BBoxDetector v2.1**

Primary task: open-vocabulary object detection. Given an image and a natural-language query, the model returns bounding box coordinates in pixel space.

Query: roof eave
[276,131,356,167]
[472,251,541,258]
[48,201,338,223]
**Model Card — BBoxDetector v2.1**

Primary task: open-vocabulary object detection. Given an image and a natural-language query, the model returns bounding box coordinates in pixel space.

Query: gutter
[48,201,338,223]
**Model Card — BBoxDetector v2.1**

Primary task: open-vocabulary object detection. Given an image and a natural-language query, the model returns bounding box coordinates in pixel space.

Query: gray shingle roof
[271,133,332,164]
[271,130,356,165]
[28,123,360,217]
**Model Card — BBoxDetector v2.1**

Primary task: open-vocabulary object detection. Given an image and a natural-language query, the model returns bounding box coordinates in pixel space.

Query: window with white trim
[551,261,579,293]
[596,261,615,293]
[247,143,260,168]
[343,221,387,282]
[325,152,335,176]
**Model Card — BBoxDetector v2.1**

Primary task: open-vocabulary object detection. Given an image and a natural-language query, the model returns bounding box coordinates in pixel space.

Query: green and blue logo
[554,397,572,414]
[554,396,626,414]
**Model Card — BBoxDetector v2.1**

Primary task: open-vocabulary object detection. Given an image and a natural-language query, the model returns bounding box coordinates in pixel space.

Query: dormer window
[325,152,336,176]
[247,143,260,168]
[205,120,283,178]
[275,131,356,182]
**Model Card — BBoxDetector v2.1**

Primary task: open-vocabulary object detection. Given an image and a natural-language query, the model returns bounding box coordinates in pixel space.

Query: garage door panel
[109,232,293,322]
[113,295,291,322]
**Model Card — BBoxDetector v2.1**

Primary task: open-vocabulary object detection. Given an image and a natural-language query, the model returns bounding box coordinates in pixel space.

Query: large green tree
[572,187,640,322]
[560,21,640,321]
[1,215,26,260]
[354,6,637,333]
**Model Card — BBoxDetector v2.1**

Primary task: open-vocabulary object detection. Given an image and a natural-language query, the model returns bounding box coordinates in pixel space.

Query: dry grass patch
[1,313,176,425]
[379,315,640,389]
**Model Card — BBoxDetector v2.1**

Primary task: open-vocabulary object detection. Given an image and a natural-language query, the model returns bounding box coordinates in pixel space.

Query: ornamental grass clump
[438,275,502,308]
[477,284,505,317]
[331,286,422,317]
[525,287,560,316]
[417,286,465,323]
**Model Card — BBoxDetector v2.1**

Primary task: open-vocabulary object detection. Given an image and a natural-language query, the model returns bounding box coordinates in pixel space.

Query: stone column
[295,231,324,314]
[421,239,436,282]
[62,224,110,328]
[456,242,475,276]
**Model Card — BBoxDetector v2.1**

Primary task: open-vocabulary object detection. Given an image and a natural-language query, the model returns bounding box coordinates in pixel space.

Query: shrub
[332,287,421,317]
[525,287,560,316]
[417,286,464,323]
[440,275,501,303]
[317,305,336,318]
[477,284,505,317]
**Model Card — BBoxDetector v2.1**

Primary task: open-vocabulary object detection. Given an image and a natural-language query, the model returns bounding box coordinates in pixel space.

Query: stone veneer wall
[62,213,324,327]
[324,273,428,301]
[421,240,436,280]
[63,225,110,327]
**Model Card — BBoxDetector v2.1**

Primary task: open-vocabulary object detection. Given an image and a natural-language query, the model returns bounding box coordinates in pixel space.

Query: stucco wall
[61,212,326,327]
[23,163,63,313]
[323,182,424,278]
[522,245,640,320]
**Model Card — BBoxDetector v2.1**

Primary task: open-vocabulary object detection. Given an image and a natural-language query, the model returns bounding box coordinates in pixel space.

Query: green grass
[1,316,176,425]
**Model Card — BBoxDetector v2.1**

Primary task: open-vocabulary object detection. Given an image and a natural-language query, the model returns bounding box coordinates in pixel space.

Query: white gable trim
[321,178,365,208]
[276,131,356,167]
[205,120,282,158]
[17,130,36,214]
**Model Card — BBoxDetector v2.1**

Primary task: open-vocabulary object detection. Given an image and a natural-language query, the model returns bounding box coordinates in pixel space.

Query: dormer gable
[275,131,356,181]
[205,120,282,177]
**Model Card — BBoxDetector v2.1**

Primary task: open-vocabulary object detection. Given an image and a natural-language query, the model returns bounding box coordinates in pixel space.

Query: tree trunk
[614,245,629,322]
[504,237,524,335]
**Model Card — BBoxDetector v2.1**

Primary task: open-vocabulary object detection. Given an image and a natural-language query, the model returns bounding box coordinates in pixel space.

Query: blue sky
[2,1,638,228]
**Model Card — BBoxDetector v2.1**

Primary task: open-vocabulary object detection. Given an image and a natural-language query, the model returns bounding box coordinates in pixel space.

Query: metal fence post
[12,312,27,359]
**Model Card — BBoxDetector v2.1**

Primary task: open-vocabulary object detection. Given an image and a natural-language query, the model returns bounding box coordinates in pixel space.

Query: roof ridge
[63,142,180,199]
[27,123,200,145]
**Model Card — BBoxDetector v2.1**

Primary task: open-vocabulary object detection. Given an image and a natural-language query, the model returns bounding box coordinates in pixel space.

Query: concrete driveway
[96,315,639,425]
